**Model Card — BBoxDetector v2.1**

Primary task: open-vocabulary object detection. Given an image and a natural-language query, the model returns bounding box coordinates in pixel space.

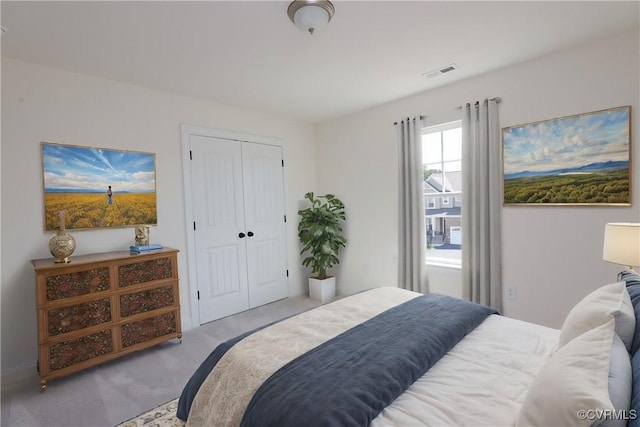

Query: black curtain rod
[393,97,502,125]
[456,97,501,109]
[393,115,426,126]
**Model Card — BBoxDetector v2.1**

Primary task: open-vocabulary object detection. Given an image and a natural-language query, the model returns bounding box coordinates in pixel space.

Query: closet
[185,130,288,324]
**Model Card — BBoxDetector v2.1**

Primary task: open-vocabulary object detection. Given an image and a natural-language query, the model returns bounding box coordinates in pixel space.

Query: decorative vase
[49,211,76,263]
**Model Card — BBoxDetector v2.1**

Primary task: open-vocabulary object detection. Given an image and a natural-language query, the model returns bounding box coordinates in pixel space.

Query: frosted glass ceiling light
[288,0,335,35]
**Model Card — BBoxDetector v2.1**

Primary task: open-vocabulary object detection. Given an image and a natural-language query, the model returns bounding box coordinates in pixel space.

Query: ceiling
[2,1,639,124]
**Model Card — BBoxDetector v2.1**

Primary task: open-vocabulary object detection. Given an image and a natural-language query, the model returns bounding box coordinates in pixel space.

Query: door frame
[181,125,288,327]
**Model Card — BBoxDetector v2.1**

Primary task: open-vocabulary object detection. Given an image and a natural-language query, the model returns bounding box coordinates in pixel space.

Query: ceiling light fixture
[287,0,335,35]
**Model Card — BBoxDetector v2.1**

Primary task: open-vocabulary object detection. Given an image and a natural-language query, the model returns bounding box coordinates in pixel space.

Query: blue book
[130,244,163,253]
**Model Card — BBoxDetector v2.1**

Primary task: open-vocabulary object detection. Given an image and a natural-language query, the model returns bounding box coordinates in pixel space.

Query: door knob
[238,232,246,238]
[247,231,254,237]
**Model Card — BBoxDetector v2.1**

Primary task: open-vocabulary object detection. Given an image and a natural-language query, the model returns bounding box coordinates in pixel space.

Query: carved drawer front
[120,285,175,318]
[47,298,112,337]
[120,311,177,348]
[49,329,114,371]
[118,257,173,288]
[46,267,110,302]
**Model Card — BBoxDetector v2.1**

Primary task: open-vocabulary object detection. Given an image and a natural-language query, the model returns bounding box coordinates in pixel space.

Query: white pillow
[558,282,635,351]
[517,318,616,427]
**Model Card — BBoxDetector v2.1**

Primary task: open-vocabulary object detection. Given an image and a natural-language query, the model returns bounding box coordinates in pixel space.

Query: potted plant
[297,192,347,302]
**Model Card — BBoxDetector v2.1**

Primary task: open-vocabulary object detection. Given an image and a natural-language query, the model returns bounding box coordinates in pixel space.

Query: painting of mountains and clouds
[41,142,157,230]
[502,106,630,205]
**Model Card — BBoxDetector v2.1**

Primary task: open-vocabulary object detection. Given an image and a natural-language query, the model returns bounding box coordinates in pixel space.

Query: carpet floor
[1,296,321,427]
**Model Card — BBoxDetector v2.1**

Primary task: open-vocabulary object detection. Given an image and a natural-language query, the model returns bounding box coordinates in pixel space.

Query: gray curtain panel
[461,99,502,311]
[397,116,428,293]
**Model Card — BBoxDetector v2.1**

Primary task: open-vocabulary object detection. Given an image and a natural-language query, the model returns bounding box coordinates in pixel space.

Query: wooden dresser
[31,247,181,391]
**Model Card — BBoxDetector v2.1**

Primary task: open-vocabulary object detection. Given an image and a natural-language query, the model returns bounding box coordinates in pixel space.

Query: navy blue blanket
[242,293,496,426]
[178,292,496,425]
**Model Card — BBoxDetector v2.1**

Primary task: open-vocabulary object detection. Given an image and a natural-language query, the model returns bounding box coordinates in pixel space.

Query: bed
[177,269,640,427]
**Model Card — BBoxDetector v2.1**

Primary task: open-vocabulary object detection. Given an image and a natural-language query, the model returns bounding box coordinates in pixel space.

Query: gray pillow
[600,333,632,427]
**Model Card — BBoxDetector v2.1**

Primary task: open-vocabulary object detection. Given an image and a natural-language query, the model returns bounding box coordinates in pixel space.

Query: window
[423,120,462,267]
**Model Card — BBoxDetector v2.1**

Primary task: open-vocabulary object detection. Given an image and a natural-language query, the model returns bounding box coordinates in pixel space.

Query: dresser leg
[178,333,183,344]
[39,380,47,393]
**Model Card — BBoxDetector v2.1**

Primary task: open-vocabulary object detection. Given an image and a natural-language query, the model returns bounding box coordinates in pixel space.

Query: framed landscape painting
[41,142,157,230]
[502,106,631,205]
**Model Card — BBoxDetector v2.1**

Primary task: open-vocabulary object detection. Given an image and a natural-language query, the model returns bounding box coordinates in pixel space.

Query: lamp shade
[603,223,640,268]
[287,1,335,35]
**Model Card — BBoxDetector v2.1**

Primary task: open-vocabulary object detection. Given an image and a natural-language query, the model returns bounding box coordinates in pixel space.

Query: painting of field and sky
[502,106,631,205]
[41,142,157,230]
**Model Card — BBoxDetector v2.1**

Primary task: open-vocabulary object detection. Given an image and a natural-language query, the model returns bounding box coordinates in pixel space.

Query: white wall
[316,30,640,328]
[3,29,639,382]
[0,58,317,380]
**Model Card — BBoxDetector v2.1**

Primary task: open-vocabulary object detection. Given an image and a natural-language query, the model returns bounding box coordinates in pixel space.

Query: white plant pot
[309,277,336,303]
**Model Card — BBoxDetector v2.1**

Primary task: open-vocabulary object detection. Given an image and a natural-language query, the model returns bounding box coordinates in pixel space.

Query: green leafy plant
[297,192,347,280]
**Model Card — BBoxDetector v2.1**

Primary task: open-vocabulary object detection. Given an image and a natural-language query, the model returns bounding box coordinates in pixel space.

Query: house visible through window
[423,120,462,267]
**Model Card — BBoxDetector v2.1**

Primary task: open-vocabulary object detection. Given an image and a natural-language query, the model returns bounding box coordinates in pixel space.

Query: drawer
[44,267,110,302]
[48,329,114,371]
[118,256,174,287]
[119,284,176,318]
[46,297,112,337]
[120,311,177,348]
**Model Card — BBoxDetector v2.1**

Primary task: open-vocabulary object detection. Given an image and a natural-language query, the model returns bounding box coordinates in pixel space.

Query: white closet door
[190,135,249,324]
[242,142,289,308]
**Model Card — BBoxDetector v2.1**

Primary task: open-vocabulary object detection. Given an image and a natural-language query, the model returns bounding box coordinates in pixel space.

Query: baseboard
[1,360,38,387]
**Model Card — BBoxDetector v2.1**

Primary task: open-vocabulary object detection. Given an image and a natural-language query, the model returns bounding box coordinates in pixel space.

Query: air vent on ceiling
[422,63,460,79]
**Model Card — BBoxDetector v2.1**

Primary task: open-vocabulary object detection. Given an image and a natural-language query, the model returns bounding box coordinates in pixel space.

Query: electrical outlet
[505,287,517,300]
